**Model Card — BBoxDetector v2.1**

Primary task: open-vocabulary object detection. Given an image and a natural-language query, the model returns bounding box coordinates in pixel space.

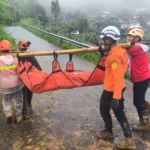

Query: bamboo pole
[1,43,132,57]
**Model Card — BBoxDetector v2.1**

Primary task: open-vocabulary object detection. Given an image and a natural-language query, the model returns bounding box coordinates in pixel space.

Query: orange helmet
[18,40,31,49]
[0,40,12,51]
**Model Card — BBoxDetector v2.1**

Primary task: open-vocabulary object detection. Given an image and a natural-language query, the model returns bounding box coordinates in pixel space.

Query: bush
[21,18,43,29]
[0,26,17,51]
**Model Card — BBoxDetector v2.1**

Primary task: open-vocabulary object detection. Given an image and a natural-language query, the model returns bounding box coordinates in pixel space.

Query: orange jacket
[104,45,128,99]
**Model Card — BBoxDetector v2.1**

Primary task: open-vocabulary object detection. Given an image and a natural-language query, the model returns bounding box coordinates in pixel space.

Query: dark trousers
[22,86,33,116]
[133,78,150,115]
[100,90,132,138]
[23,86,33,106]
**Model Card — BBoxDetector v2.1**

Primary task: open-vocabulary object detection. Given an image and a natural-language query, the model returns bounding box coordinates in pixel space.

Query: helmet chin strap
[103,38,116,50]
[19,48,27,51]
[131,36,137,45]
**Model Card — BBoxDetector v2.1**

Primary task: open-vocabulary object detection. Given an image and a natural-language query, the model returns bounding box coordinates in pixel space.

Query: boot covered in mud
[6,112,14,124]
[132,110,150,131]
[116,138,136,150]
[28,104,32,116]
[96,129,114,139]
[15,114,23,123]
[23,108,30,119]
[145,101,150,114]
[7,117,13,124]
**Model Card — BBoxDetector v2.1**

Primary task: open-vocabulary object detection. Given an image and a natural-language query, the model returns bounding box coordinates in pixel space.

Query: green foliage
[124,72,130,80]
[51,0,61,32]
[21,18,43,29]
[3,0,48,25]
[60,21,78,37]
[4,5,22,25]
[0,0,7,24]
[0,26,17,51]
[22,23,100,64]
[144,30,150,41]
[25,2,48,25]
[51,0,61,18]
[0,1,17,50]
[77,18,89,33]
[77,52,100,64]
[22,24,77,48]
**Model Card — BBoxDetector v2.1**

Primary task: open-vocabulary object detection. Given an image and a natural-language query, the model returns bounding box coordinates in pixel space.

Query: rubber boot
[132,110,150,131]
[116,138,136,150]
[26,88,33,115]
[7,117,13,124]
[28,104,32,116]
[23,107,30,119]
[15,115,23,123]
[6,112,14,124]
[145,101,150,114]
[96,129,114,139]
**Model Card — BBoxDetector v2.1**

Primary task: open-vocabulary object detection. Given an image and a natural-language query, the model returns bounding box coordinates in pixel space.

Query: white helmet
[100,26,120,41]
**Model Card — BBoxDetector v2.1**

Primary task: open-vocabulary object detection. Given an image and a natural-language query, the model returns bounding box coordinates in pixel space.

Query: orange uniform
[104,45,128,99]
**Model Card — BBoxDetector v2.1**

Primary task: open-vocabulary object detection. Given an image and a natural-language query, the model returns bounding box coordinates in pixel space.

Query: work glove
[111,99,120,110]
[99,46,104,57]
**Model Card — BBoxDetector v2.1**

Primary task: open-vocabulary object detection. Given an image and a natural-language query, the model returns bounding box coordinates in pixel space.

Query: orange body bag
[17,56,105,93]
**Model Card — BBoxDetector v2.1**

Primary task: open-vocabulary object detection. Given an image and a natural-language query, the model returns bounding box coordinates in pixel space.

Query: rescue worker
[0,40,24,123]
[127,27,150,131]
[127,25,150,115]
[18,40,42,119]
[96,26,136,150]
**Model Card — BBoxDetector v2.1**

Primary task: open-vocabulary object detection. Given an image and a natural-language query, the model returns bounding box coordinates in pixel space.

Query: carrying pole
[1,43,132,57]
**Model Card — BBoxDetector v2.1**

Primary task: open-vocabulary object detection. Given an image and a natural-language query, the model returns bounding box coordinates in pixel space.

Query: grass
[0,26,17,51]
[21,18,100,64]
[21,23,100,64]
[77,52,100,64]
[21,18,43,29]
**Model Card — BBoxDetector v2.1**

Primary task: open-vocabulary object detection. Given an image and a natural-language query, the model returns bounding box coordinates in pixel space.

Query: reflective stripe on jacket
[0,55,21,88]
[0,65,17,70]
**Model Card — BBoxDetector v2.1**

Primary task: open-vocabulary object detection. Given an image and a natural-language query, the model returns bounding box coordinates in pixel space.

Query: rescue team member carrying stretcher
[96,26,136,150]
[0,40,24,123]
[18,40,42,119]
[127,26,150,132]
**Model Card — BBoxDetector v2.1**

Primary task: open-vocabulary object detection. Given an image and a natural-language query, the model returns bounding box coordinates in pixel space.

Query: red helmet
[0,40,12,51]
[18,40,31,49]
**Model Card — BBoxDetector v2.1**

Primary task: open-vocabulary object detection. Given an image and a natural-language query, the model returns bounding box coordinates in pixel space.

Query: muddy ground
[0,26,150,150]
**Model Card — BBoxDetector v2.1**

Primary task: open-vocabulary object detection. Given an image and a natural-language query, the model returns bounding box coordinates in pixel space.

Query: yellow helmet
[127,25,143,34]
[128,28,144,40]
